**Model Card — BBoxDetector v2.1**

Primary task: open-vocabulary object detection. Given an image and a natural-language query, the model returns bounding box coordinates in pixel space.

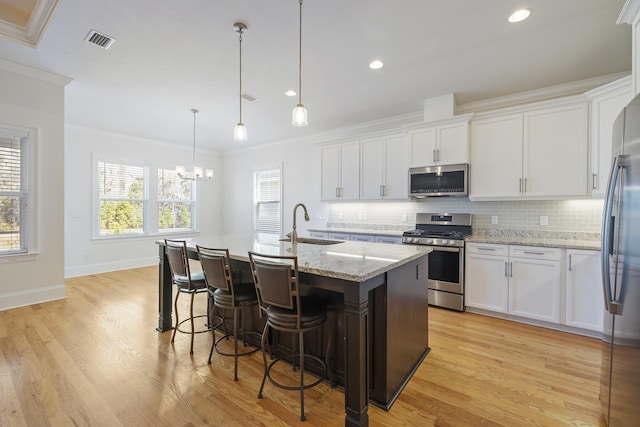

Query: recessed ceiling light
[285,90,296,97]
[508,8,531,23]
[369,60,384,70]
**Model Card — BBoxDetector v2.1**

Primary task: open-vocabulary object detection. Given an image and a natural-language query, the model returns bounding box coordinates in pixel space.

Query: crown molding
[618,0,640,25]
[0,57,72,86]
[0,0,60,47]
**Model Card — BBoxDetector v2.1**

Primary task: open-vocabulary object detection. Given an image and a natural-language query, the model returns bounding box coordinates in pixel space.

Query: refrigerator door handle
[601,155,627,315]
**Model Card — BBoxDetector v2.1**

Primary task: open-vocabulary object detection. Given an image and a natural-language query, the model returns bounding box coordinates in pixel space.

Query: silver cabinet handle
[568,254,572,271]
[436,148,440,163]
[519,178,522,193]
[505,261,508,277]
[336,187,339,198]
[433,149,437,163]
[524,251,545,256]
[478,247,496,251]
[380,185,384,196]
[592,173,598,190]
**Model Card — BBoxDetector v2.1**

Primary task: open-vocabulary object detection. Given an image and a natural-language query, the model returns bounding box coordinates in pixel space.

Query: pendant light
[176,108,213,181]
[233,22,248,141]
[292,0,308,126]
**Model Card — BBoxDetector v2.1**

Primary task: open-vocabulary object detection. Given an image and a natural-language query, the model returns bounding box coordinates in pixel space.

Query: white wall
[0,64,68,310]
[64,126,223,277]
[221,139,329,238]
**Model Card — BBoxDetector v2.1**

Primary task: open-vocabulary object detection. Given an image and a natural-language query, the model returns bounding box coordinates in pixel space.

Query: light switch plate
[491,215,498,225]
[402,214,407,222]
[540,215,549,226]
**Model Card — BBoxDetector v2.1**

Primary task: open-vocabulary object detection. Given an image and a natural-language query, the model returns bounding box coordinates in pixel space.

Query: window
[254,168,281,240]
[0,132,27,254]
[158,167,194,231]
[98,161,147,236]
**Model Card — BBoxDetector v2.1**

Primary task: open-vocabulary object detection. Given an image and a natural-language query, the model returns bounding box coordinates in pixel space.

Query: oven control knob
[440,240,448,245]
[449,240,456,245]
[426,239,433,244]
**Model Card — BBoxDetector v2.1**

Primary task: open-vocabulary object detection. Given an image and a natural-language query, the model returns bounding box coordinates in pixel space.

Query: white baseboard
[0,284,66,311]
[64,256,157,278]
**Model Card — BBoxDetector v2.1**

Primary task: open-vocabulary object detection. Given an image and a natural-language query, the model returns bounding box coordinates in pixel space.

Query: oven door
[427,246,463,294]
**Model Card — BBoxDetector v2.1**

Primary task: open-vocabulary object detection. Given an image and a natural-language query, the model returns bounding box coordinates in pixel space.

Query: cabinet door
[465,251,509,313]
[589,81,633,196]
[509,256,561,323]
[383,134,409,199]
[523,103,589,197]
[320,145,340,200]
[565,249,604,331]
[409,128,436,167]
[339,142,360,200]
[360,137,384,199]
[328,232,350,240]
[437,122,469,165]
[470,114,523,199]
[374,235,402,244]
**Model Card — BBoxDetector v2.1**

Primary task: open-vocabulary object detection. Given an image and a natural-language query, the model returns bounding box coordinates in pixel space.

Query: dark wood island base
[157,239,430,427]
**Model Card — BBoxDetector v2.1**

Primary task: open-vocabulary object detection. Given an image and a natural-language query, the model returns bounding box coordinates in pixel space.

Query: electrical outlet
[491,215,498,225]
[338,213,343,220]
[401,214,407,222]
[357,213,363,221]
[540,215,549,226]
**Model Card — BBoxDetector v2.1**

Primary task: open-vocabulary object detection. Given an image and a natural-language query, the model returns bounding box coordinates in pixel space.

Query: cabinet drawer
[509,245,562,261]
[351,234,375,242]
[328,232,350,240]
[465,242,508,256]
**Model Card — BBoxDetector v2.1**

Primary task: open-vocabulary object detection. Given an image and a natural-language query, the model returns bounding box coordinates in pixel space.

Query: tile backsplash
[326,198,604,234]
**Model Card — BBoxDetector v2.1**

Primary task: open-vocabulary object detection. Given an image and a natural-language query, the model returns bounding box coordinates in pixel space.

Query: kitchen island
[156,235,431,427]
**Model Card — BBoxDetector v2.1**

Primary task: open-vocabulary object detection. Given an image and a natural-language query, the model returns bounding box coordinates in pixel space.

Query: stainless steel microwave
[409,163,469,198]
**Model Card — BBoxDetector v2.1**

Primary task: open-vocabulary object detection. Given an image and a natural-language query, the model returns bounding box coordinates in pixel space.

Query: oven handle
[428,246,461,253]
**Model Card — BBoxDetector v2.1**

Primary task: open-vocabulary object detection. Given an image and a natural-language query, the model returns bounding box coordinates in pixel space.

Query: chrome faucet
[291,203,310,244]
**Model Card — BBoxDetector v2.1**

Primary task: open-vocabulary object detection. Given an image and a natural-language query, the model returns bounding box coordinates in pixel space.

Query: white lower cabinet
[328,232,350,240]
[351,234,375,242]
[374,235,402,244]
[466,243,562,324]
[308,231,328,239]
[565,249,604,332]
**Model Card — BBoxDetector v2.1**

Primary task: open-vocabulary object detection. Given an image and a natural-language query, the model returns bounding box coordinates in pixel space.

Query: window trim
[253,165,282,240]
[0,124,38,257]
[92,155,201,240]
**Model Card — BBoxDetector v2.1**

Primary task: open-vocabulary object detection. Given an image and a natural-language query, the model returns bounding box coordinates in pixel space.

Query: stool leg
[258,323,270,399]
[189,293,195,354]
[171,291,180,343]
[299,331,305,422]
[233,308,239,381]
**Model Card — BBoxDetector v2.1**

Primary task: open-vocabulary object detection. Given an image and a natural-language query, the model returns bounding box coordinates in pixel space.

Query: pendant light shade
[234,22,248,141]
[176,108,213,181]
[292,0,308,126]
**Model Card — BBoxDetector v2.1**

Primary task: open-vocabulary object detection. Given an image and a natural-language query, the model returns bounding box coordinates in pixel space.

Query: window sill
[0,251,40,263]
[92,230,200,243]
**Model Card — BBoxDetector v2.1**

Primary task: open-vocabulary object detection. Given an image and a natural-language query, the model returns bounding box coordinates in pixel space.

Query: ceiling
[0,0,632,152]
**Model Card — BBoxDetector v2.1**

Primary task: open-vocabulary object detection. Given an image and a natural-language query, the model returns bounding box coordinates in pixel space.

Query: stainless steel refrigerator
[600,93,640,426]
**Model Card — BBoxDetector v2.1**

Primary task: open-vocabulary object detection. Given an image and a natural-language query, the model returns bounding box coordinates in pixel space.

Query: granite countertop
[466,230,602,251]
[160,234,431,282]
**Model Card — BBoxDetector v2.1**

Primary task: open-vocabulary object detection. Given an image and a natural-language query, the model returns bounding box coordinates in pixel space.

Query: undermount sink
[279,237,344,245]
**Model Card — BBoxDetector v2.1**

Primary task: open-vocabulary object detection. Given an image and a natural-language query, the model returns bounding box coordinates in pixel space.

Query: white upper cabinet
[360,133,409,200]
[470,97,589,200]
[585,75,633,197]
[321,141,360,201]
[408,114,472,167]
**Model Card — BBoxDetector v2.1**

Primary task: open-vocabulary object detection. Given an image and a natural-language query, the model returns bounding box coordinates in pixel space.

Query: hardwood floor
[0,266,605,426]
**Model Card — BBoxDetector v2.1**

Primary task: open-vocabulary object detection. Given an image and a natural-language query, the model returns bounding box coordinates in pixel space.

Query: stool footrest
[266,354,327,391]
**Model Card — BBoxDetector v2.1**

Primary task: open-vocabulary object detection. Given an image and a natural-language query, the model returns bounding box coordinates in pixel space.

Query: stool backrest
[165,239,195,289]
[196,246,232,293]
[248,252,301,326]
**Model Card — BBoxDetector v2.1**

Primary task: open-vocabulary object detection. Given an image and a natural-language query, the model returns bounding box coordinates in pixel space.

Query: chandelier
[176,108,213,180]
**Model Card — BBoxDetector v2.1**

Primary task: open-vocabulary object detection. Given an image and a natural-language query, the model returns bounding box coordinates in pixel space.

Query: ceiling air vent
[241,93,257,102]
[84,30,115,49]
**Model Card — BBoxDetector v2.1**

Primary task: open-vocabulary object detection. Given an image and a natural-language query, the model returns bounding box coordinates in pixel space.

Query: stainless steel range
[402,213,472,311]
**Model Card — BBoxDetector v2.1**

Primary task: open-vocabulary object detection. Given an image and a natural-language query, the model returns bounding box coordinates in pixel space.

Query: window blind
[254,169,281,235]
[0,134,27,253]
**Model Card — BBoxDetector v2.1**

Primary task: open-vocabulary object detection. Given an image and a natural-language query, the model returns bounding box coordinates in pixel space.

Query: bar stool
[196,245,260,381]
[164,239,210,354]
[248,251,330,422]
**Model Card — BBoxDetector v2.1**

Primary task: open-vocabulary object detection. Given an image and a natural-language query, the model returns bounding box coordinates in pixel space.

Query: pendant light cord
[298,0,303,106]
[191,109,198,167]
[239,28,243,123]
